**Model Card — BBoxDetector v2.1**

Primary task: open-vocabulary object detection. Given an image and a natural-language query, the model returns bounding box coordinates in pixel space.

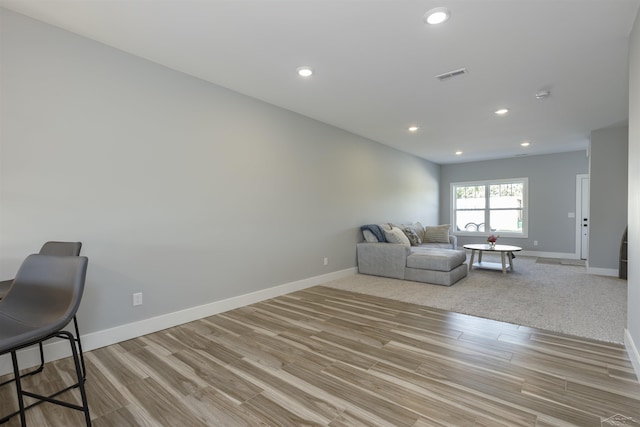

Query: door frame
[576,174,589,260]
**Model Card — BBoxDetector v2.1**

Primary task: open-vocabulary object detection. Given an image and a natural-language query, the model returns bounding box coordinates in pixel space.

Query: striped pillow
[423,224,451,244]
[383,227,411,246]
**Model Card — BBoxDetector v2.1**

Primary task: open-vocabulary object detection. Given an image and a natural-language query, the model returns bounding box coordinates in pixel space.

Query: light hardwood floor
[1,285,639,426]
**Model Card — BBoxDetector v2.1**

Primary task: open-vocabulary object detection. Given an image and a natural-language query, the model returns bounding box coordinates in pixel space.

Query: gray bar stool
[0,242,83,388]
[0,254,91,426]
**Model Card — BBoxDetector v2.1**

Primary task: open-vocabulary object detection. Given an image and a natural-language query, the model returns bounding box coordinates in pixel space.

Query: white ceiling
[1,0,638,164]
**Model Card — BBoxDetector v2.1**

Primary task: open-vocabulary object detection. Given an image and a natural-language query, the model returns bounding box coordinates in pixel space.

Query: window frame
[451,177,529,238]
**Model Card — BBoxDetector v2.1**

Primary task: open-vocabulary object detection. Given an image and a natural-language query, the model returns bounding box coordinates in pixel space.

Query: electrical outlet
[323,257,329,266]
[133,292,143,306]
[533,240,538,246]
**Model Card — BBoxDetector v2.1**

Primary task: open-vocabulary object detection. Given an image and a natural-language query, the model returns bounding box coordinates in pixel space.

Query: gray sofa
[356,224,468,286]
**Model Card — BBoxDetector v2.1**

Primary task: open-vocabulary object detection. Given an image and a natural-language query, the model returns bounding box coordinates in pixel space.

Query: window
[451,178,528,237]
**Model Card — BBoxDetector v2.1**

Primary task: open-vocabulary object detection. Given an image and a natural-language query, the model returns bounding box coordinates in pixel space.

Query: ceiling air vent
[435,68,467,81]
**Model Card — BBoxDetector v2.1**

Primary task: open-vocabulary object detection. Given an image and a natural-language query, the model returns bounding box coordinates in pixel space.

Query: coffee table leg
[509,252,514,271]
[501,252,506,274]
[469,250,476,270]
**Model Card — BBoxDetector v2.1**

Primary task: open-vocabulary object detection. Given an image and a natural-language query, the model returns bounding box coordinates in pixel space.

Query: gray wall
[0,9,439,335]
[628,8,640,368]
[589,125,628,270]
[440,152,588,253]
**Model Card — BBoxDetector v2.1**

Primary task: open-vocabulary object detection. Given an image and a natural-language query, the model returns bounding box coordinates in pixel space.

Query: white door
[580,176,589,260]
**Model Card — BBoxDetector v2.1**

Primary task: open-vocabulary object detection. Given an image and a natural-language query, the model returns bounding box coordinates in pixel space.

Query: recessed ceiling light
[455,151,463,155]
[521,141,531,147]
[408,126,420,132]
[297,67,313,77]
[495,108,509,115]
[424,7,450,25]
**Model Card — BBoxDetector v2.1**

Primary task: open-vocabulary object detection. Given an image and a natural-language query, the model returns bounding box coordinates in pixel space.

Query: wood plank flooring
[1,285,639,426]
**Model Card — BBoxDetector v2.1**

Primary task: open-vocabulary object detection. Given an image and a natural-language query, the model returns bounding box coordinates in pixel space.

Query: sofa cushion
[418,242,453,250]
[384,227,411,246]
[406,248,466,272]
[424,224,451,243]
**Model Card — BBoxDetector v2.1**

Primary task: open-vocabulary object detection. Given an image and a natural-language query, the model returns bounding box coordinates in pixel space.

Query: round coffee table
[463,244,523,274]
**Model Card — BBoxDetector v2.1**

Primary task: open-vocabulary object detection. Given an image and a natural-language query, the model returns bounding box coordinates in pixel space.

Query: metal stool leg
[1,331,91,425]
[10,351,27,427]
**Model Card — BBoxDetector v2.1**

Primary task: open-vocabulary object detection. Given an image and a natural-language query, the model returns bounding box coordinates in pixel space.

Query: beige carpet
[323,254,627,343]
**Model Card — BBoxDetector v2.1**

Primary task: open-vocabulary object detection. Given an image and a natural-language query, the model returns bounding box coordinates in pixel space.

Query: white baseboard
[0,267,357,376]
[625,329,640,383]
[517,251,619,277]
[518,250,579,259]
[585,266,619,277]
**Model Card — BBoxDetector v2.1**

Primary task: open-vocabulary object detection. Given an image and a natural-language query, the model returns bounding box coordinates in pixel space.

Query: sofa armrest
[356,243,408,279]
[449,234,458,250]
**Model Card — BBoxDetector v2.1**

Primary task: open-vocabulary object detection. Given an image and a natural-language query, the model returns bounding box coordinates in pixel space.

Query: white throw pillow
[384,226,411,246]
[378,223,392,231]
[362,229,379,242]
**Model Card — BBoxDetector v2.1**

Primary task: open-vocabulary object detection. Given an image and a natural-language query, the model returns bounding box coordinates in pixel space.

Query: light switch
[568,212,575,218]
